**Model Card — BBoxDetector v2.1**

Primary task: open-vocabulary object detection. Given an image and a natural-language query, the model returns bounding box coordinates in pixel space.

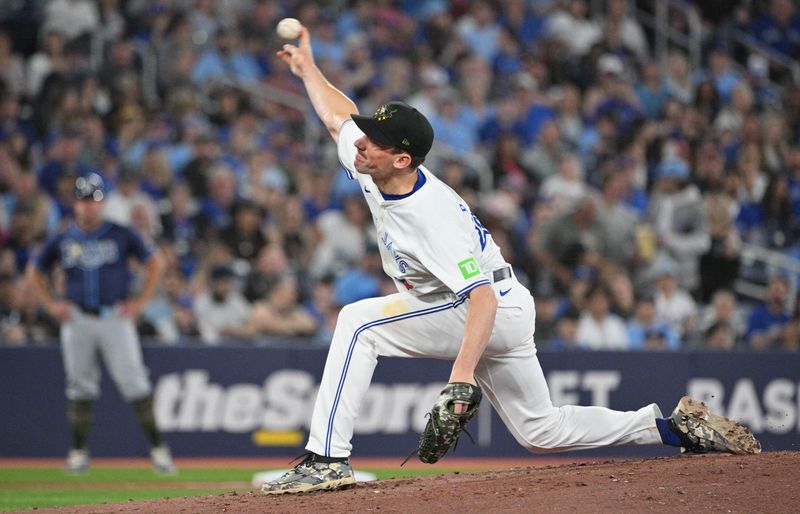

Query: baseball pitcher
[260,24,760,494]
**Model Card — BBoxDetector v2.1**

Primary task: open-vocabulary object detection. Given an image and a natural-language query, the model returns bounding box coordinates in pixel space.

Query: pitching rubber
[676,396,762,455]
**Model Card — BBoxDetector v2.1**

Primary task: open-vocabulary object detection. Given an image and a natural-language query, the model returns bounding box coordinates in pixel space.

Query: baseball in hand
[276,18,302,39]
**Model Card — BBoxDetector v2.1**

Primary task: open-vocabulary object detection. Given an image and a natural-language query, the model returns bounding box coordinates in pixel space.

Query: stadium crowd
[1,0,800,352]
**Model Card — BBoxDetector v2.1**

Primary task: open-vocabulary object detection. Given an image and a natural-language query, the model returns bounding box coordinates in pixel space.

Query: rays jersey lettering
[60,240,120,270]
[34,222,153,307]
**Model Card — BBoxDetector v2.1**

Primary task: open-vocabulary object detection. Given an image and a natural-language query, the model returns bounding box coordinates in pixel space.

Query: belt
[79,306,113,316]
[491,266,512,283]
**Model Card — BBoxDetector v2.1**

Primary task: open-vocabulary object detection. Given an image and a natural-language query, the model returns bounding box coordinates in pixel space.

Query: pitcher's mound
[42,451,800,513]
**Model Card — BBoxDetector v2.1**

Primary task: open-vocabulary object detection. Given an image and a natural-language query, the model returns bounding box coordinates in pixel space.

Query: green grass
[0,488,229,511]
[0,467,260,483]
[0,468,247,511]
[0,466,454,511]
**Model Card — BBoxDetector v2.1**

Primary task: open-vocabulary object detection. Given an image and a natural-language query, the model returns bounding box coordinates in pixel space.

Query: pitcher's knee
[336,303,357,322]
[518,427,566,454]
[515,406,566,453]
[335,302,374,332]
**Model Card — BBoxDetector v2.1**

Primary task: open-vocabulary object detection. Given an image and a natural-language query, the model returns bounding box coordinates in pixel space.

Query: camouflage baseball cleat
[668,396,761,455]
[261,453,356,495]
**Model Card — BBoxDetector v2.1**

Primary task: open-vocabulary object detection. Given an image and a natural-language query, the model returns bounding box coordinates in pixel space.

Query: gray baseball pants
[61,306,152,401]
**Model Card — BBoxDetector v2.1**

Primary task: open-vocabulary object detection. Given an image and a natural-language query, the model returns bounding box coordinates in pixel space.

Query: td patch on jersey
[457,257,481,279]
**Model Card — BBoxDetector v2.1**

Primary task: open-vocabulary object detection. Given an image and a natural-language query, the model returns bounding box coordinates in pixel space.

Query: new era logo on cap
[351,101,434,159]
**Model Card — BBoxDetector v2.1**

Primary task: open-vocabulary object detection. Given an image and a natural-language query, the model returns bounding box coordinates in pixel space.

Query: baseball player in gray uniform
[26,173,175,473]
[262,26,760,494]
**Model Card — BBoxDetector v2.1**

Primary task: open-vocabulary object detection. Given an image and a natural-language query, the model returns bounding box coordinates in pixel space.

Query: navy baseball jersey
[34,222,153,309]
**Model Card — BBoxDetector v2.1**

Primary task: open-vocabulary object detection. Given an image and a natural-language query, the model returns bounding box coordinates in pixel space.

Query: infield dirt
[25,451,798,513]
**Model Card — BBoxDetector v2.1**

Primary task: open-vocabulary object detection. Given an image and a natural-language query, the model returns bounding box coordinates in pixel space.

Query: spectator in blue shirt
[748,0,800,58]
[492,28,523,80]
[516,80,557,145]
[334,246,382,306]
[548,305,583,351]
[428,89,480,154]
[310,20,346,66]
[198,164,238,232]
[498,0,547,45]
[192,27,261,86]
[747,273,791,349]
[37,127,95,198]
[4,200,38,272]
[691,46,742,105]
[627,293,680,351]
[455,1,502,62]
[479,94,523,146]
[635,61,669,119]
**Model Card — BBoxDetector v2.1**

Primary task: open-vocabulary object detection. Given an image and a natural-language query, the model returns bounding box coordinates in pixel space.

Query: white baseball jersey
[337,120,507,298]
[305,119,663,459]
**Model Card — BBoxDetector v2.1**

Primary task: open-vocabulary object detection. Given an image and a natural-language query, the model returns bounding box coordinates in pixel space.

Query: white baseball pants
[306,279,663,458]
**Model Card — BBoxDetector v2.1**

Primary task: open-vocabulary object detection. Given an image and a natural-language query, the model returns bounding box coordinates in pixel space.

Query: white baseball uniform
[305,120,663,458]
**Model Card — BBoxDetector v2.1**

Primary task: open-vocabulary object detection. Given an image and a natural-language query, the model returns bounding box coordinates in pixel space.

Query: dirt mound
[33,451,798,513]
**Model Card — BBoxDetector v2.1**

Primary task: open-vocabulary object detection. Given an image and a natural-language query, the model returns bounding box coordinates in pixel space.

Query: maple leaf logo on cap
[374,104,397,121]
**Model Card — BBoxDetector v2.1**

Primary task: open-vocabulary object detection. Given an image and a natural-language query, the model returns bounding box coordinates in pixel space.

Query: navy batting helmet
[75,173,106,202]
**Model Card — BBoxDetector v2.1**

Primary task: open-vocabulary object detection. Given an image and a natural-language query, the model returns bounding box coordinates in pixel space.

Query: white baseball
[276,18,302,39]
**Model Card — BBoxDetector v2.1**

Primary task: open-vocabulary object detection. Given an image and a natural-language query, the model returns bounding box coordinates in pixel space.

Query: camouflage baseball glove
[415,382,482,464]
